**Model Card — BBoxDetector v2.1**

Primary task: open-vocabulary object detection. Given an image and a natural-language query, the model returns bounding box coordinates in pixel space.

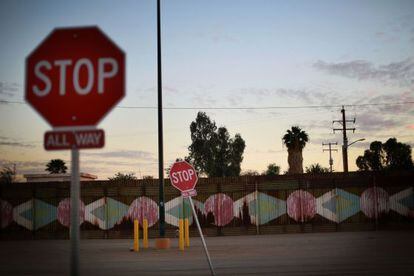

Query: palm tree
[0,166,15,184]
[305,163,329,174]
[282,126,309,174]
[45,159,67,174]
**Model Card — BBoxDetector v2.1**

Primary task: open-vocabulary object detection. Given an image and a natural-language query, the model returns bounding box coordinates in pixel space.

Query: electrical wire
[1,99,414,110]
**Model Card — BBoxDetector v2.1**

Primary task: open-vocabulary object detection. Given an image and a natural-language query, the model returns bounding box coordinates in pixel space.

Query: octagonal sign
[169,161,198,193]
[25,26,125,127]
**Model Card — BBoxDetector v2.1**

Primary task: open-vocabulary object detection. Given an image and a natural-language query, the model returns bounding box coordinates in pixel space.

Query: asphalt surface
[1,231,413,275]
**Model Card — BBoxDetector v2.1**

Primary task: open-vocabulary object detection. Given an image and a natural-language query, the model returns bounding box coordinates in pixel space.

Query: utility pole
[322,142,338,172]
[157,0,165,237]
[13,163,16,182]
[333,106,355,173]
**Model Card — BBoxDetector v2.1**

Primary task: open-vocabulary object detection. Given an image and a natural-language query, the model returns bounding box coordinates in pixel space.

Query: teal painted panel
[336,189,360,222]
[106,198,129,229]
[399,195,414,209]
[34,199,57,230]
[249,193,286,224]
[166,200,192,219]
[91,205,106,221]
[21,208,33,222]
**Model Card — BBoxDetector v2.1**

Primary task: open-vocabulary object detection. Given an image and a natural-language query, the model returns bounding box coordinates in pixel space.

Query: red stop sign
[25,26,125,127]
[169,161,198,192]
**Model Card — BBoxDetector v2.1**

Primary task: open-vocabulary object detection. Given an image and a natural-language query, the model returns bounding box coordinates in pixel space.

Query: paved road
[1,231,413,275]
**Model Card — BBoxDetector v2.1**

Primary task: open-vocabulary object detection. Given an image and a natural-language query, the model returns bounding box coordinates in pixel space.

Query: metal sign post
[25,26,125,276]
[188,196,215,276]
[169,160,214,275]
[70,148,80,276]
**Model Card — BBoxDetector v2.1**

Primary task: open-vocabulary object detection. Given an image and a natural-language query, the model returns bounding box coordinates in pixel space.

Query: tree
[45,159,67,174]
[241,170,260,176]
[109,172,138,181]
[165,158,189,177]
[0,166,14,185]
[264,163,280,176]
[187,112,246,177]
[356,138,413,171]
[282,126,309,174]
[383,138,413,170]
[305,163,329,174]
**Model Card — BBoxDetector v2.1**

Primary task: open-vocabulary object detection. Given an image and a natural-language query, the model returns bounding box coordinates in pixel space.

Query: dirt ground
[1,231,413,275]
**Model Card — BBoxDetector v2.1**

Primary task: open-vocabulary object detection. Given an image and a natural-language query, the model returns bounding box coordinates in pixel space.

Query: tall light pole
[346,138,365,172]
[157,0,166,238]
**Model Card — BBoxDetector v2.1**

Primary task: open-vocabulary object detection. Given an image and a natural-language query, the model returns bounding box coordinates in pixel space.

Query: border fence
[1,171,413,240]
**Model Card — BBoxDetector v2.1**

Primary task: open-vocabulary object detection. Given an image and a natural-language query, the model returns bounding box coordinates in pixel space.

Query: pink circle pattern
[128,197,159,227]
[57,198,85,227]
[204,193,234,226]
[0,200,13,228]
[360,187,389,218]
[287,190,316,222]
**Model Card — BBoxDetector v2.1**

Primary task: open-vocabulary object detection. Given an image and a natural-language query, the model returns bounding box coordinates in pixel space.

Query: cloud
[356,113,398,131]
[82,150,156,161]
[240,88,318,105]
[313,58,414,87]
[0,81,20,98]
[0,141,35,148]
[82,159,157,168]
[191,91,218,107]
[348,90,414,118]
[0,136,35,148]
[365,90,414,113]
[302,120,334,131]
[0,159,47,174]
[239,87,350,109]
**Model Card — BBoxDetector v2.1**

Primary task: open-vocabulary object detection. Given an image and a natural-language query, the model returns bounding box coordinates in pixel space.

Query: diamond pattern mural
[1,185,413,231]
[389,187,414,217]
[165,197,203,227]
[13,199,33,230]
[85,197,129,230]
[12,199,57,230]
[33,199,57,230]
[234,192,286,225]
[317,189,360,223]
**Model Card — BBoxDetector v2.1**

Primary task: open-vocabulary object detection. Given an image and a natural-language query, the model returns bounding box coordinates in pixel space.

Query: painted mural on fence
[1,187,413,231]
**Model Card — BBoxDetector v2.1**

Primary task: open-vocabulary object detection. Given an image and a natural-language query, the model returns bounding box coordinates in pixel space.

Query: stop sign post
[169,161,215,275]
[25,26,125,276]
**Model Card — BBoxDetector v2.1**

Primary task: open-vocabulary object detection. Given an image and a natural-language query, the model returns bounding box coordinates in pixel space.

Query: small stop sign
[25,26,125,127]
[169,161,198,192]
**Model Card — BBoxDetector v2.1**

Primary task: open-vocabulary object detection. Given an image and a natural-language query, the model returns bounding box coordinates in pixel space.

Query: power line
[1,99,414,110]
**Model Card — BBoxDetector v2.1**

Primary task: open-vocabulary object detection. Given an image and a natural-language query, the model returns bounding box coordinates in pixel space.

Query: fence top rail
[2,171,413,190]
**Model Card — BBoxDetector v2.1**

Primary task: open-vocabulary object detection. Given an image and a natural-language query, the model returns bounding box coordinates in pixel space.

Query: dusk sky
[1,0,413,179]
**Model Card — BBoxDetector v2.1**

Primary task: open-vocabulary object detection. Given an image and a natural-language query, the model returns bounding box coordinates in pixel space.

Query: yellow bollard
[184,218,190,247]
[179,219,184,251]
[143,218,148,249]
[133,219,139,252]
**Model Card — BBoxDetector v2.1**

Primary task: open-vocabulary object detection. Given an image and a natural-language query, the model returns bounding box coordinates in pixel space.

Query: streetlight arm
[348,138,365,148]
